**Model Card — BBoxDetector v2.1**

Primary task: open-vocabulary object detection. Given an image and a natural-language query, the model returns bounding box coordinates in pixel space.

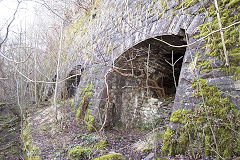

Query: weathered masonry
[104,35,186,128]
[58,0,240,129]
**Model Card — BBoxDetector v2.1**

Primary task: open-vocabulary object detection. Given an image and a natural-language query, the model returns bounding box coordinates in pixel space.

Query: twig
[0,77,8,80]
[165,51,183,89]
[214,0,229,66]
[146,44,150,97]
[0,1,21,49]
[124,19,240,48]
[99,70,111,132]
[13,65,82,84]
[0,51,33,64]
[32,0,67,22]
[112,67,165,98]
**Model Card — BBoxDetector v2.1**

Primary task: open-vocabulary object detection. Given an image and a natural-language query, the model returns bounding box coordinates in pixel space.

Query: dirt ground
[23,100,167,160]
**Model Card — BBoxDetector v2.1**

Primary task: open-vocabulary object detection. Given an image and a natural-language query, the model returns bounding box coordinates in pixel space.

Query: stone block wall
[59,0,240,128]
[106,71,173,128]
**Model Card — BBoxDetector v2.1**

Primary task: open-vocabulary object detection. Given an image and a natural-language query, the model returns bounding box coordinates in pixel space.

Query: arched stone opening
[104,35,186,128]
[64,65,83,99]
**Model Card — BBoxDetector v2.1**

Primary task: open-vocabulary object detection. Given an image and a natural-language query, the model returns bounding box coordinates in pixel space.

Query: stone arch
[103,34,187,128]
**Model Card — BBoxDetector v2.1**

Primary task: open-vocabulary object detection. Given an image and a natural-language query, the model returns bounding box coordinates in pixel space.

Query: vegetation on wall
[76,84,95,131]
[162,79,240,159]
[161,0,240,159]
[1,0,240,159]
[196,0,240,79]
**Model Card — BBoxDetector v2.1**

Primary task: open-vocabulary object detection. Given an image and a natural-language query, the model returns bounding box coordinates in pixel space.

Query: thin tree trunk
[214,0,229,66]
[34,35,38,104]
[53,20,64,122]
[146,44,150,97]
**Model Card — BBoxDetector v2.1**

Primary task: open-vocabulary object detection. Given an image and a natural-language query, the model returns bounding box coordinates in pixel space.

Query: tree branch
[112,68,165,98]
[124,19,240,48]
[0,1,21,49]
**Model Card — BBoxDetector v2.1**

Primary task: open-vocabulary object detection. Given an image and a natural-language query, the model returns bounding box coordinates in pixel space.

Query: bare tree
[53,19,64,121]
[0,1,21,49]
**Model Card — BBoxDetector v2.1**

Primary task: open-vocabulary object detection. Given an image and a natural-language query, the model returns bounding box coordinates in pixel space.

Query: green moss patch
[161,79,240,159]
[170,109,192,124]
[76,84,93,121]
[94,138,109,150]
[69,146,92,159]
[93,153,125,160]
[195,0,240,80]
[177,0,199,10]
[21,118,41,160]
[76,84,95,131]
[85,109,95,132]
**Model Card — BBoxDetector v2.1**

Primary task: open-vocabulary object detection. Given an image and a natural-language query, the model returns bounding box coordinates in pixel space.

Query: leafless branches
[0,1,21,49]
[124,18,240,49]
[99,71,110,132]
[165,51,183,89]
[32,0,66,21]
[75,0,91,12]
[0,50,33,64]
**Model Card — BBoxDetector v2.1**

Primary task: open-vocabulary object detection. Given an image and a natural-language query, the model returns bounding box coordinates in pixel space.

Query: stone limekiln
[104,35,186,128]
[58,0,240,129]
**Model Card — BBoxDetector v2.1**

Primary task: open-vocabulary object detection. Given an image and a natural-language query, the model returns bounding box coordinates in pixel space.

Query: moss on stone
[6,149,19,155]
[75,84,96,131]
[177,0,198,10]
[158,0,167,19]
[162,79,240,158]
[170,109,192,124]
[76,84,94,121]
[69,146,92,159]
[198,8,206,14]
[178,127,189,154]
[228,0,240,7]
[85,109,95,132]
[195,0,240,80]
[93,153,125,160]
[27,156,41,160]
[21,117,41,160]
[161,127,173,156]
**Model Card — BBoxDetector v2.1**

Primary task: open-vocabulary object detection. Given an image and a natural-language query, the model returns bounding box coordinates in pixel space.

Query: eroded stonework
[59,0,240,129]
[106,72,173,128]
